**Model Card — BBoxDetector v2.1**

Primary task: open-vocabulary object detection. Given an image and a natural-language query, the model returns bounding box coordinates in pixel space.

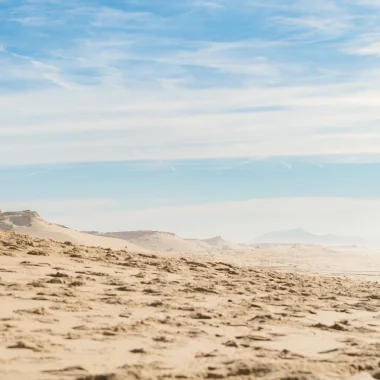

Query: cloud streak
[3,0,380,166]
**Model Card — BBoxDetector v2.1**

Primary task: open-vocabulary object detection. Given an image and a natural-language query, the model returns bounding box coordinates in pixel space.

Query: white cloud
[355,0,380,7]
[272,15,350,38]
[344,33,380,56]
[3,75,380,165]
[149,41,286,77]
[190,0,225,9]
[30,60,74,88]
[3,0,380,166]
[90,8,164,29]
[281,162,292,170]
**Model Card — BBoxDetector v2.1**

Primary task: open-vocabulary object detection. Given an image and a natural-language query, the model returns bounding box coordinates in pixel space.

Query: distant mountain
[251,228,364,247]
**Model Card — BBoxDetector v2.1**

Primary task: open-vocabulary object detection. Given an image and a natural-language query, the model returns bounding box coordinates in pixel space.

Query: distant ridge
[0,210,43,231]
[85,230,177,239]
[0,210,148,252]
[0,211,245,253]
[199,236,246,250]
[85,230,214,253]
[251,228,364,247]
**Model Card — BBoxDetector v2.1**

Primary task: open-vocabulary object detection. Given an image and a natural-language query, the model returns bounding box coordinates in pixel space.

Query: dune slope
[200,236,246,250]
[0,211,147,252]
[87,230,214,252]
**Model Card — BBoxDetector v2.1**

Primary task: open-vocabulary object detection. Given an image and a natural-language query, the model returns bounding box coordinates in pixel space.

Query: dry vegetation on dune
[1,232,380,379]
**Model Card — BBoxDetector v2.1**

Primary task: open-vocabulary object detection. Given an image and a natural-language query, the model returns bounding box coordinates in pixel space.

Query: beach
[1,232,380,379]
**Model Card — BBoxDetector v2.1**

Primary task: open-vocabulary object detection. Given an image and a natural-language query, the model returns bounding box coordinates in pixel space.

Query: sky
[2,0,380,241]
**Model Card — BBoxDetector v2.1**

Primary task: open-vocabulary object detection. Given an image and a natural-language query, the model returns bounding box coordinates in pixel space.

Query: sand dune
[0,211,147,252]
[199,236,247,250]
[86,230,215,253]
[1,231,380,379]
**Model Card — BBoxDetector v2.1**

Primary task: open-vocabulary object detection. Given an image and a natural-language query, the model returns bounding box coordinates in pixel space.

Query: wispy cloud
[356,0,380,8]
[90,8,164,29]
[343,33,380,56]
[281,162,292,171]
[190,0,225,9]
[272,15,351,39]
[3,0,380,166]
[26,167,55,177]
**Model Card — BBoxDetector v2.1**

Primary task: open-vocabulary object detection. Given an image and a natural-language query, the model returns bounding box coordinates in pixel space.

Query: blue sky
[2,0,380,240]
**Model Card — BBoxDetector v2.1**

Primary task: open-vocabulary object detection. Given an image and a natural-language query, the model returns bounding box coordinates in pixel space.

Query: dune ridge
[199,236,247,250]
[0,210,148,252]
[85,230,215,253]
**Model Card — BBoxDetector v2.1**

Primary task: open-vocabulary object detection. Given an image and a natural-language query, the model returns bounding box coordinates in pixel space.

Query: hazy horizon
[1,201,380,247]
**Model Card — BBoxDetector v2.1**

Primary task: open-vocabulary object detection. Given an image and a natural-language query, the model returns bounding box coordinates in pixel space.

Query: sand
[85,231,217,253]
[2,232,380,379]
[197,236,247,251]
[0,211,251,254]
[0,211,148,252]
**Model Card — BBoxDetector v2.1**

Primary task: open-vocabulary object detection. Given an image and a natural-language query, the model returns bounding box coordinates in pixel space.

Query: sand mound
[200,236,246,250]
[0,210,147,252]
[88,230,214,252]
[0,210,40,227]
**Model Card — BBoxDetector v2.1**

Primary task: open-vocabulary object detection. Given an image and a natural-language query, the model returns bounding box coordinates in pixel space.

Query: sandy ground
[191,245,380,282]
[2,233,380,379]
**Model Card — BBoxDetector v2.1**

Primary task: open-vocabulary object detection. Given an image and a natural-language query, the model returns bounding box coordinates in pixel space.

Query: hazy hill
[85,230,214,253]
[251,228,364,247]
[199,236,246,250]
[0,210,147,252]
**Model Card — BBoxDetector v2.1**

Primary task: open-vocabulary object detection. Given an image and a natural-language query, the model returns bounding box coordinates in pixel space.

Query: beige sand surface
[2,232,380,380]
[191,244,380,282]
